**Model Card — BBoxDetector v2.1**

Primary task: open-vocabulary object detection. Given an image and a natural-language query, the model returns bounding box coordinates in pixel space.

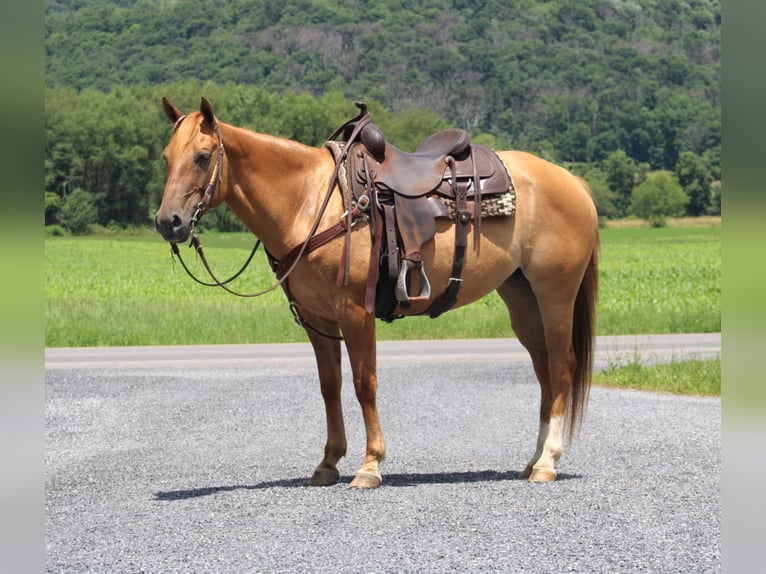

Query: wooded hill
[45,0,721,229]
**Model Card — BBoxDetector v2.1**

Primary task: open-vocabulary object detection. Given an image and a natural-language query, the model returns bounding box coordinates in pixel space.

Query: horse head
[155,97,225,243]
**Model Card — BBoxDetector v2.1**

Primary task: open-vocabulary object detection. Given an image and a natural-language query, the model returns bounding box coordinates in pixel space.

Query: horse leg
[305,323,347,487]
[528,274,584,482]
[497,270,571,483]
[340,307,386,489]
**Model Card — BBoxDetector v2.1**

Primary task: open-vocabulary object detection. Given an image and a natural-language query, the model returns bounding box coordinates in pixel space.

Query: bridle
[169,114,265,291]
[169,114,280,299]
[167,107,373,339]
[170,113,225,230]
[190,118,225,229]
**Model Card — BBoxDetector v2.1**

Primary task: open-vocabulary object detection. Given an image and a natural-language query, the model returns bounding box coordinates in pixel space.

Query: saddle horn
[360,123,386,162]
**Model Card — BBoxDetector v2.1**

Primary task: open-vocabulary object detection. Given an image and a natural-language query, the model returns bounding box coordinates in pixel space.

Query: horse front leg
[341,308,386,489]
[305,325,347,487]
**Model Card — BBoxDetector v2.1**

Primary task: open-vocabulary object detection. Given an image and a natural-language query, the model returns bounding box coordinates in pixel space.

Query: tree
[45,192,63,226]
[579,167,617,220]
[675,150,713,216]
[602,150,645,217]
[709,180,721,216]
[629,172,688,227]
[58,189,98,235]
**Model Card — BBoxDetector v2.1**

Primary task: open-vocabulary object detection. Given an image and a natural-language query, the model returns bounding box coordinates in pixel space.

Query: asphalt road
[46,334,720,573]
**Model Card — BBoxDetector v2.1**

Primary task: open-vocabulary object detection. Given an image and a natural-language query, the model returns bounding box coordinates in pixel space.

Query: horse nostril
[155,212,185,238]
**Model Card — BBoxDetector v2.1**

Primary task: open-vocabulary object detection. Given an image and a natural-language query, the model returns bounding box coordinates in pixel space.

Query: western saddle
[327,103,515,321]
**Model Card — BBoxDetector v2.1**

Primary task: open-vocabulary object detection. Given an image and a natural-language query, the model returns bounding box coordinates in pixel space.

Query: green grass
[45,233,292,346]
[595,225,720,334]
[594,358,720,396]
[45,224,720,347]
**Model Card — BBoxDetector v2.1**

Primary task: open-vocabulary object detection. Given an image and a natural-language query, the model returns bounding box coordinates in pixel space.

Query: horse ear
[162,97,184,124]
[200,97,217,126]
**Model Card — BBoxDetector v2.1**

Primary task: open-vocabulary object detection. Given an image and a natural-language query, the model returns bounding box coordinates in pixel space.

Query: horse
[155,97,599,489]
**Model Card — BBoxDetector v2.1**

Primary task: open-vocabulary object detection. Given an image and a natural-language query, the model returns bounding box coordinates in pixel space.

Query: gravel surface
[46,352,720,573]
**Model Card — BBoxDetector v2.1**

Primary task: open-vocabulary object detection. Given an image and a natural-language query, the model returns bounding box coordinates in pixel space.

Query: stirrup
[395,259,431,302]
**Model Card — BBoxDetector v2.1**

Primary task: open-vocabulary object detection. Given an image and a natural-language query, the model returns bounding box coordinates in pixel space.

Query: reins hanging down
[170,237,260,290]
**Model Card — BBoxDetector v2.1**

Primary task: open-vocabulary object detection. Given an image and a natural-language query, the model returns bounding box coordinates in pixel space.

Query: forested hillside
[45,0,720,230]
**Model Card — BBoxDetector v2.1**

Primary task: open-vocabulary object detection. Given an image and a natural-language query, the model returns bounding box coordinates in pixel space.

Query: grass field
[45,222,720,347]
[593,357,720,396]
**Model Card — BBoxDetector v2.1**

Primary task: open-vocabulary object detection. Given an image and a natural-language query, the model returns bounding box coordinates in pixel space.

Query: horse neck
[218,123,338,258]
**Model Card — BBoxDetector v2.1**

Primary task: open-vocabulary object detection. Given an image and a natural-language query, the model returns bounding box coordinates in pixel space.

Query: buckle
[357,193,371,211]
[289,303,305,327]
[340,210,362,228]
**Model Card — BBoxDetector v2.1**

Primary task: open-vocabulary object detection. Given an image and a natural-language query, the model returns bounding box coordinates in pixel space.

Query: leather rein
[168,109,372,338]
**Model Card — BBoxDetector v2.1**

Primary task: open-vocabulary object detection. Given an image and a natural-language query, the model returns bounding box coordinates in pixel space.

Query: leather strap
[427,157,469,319]
[365,206,383,314]
[471,145,482,247]
[383,203,399,283]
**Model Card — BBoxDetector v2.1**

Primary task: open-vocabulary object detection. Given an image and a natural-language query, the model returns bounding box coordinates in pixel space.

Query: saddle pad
[437,189,516,220]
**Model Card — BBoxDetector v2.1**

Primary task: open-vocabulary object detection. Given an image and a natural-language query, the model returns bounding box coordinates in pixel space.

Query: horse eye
[195,152,211,168]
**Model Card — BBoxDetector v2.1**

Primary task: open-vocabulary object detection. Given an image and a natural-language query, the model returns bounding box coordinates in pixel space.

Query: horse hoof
[521,464,533,479]
[527,468,557,483]
[309,468,340,487]
[348,471,382,489]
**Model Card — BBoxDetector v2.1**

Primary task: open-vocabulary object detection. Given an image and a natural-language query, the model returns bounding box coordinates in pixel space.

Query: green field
[45,224,720,348]
[593,357,720,396]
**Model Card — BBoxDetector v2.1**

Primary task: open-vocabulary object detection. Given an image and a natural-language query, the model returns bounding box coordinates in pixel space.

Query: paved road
[45,333,721,370]
[46,335,720,573]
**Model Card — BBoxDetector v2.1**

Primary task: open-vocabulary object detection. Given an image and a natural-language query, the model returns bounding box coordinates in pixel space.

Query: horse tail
[568,231,599,441]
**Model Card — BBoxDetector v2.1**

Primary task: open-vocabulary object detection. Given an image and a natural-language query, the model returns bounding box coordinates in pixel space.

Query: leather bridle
[167,106,373,339]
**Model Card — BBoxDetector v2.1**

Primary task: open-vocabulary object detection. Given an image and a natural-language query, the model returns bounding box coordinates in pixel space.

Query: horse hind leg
[498,270,568,483]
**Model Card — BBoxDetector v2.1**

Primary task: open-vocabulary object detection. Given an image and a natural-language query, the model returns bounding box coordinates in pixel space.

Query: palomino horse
[155,97,599,489]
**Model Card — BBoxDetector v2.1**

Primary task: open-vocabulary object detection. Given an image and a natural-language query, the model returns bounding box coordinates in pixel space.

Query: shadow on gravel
[153,478,308,500]
[153,470,582,500]
[383,469,581,486]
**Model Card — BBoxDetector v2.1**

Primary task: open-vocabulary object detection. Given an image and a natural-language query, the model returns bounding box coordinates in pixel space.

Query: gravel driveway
[46,336,720,573]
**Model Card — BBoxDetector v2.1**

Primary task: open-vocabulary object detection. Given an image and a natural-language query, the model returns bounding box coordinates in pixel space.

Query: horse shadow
[153,469,582,500]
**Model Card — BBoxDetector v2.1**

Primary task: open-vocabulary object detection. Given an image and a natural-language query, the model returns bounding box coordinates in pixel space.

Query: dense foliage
[45,0,720,230]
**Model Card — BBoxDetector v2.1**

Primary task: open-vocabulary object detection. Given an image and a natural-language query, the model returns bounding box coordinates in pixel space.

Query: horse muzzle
[155,211,191,243]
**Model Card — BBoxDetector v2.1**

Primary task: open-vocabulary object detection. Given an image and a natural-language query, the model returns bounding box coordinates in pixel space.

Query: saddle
[329,103,514,321]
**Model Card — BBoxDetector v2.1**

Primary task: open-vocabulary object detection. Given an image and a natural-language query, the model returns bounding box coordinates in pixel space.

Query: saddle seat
[360,123,471,197]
